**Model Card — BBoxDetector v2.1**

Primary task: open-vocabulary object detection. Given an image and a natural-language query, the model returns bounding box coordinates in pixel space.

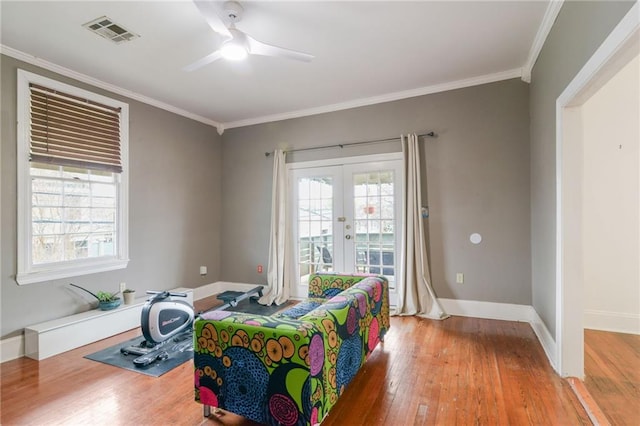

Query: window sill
[16,258,129,285]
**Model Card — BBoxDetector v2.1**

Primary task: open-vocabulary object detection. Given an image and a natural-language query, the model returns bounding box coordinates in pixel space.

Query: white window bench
[24,288,193,360]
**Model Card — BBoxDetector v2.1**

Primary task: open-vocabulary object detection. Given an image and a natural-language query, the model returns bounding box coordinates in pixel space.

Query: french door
[289,153,402,304]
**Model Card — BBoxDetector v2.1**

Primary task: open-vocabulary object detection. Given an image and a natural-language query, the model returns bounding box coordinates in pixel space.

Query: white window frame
[16,70,129,285]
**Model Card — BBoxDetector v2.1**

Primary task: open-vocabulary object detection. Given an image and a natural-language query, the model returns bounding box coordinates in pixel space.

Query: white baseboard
[0,334,25,363]
[529,307,558,370]
[439,298,557,370]
[3,286,561,368]
[584,309,640,335]
[199,288,560,371]
[439,298,533,322]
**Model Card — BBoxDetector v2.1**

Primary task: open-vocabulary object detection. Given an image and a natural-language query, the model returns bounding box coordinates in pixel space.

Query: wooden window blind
[29,83,123,173]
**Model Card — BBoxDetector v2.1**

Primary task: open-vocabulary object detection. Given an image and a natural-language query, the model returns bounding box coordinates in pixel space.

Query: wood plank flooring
[320,316,589,425]
[584,329,640,425]
[1,315,591,425]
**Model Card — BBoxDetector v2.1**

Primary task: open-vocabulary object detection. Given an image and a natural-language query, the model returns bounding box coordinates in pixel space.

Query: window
[16,70,129,284]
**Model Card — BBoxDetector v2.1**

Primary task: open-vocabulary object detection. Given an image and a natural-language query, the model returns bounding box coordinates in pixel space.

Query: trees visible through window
[16,70,129,285]
[30,163,118,264]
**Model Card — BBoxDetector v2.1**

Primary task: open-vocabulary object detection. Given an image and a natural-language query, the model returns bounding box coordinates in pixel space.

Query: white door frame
[287,152,403,171]
[555,3,639,378]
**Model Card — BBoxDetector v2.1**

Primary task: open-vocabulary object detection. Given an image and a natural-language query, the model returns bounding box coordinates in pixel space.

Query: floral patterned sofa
[194,273,390,425]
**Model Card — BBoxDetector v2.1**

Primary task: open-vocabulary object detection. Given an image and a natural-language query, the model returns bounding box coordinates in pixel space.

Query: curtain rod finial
[265,152,271,157]
[426,131,436,137]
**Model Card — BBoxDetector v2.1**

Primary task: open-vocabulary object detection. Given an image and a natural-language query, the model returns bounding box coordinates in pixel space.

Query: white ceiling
[1,1,551,131]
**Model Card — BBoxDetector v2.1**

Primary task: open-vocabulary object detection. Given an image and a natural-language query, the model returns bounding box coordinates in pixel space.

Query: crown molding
[522,0,565,83]
[223,67,523,130]
[0,45,223,132]
[1,45,524,133]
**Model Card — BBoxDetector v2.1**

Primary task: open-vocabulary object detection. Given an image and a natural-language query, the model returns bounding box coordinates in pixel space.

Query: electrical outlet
[119,282,126,293]
[199,266,207,275]
[456,273,464,284]
[257,264,263,274]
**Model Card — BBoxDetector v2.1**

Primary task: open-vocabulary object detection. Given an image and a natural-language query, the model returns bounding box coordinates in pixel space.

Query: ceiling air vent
[83,16,139,44]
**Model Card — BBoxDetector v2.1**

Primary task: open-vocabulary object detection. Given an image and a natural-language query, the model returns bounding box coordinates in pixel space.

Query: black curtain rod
[264,131,437,157]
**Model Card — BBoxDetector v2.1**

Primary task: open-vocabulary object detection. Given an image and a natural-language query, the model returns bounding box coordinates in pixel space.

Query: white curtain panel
[258,149,292,306]
[395,134,448,319]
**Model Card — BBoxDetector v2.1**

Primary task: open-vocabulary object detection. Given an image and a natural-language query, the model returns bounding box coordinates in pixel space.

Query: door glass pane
[352,170,396,288]
[297,176,334,285]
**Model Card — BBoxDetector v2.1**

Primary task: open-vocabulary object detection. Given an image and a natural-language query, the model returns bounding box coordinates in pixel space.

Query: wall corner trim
[522,0,565,82]
[223,68,523,130]
[0,44,222,130]
[529,306,558,371]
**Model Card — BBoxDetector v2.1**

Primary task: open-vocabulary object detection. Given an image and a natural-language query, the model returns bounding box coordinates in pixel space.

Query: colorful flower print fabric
[194,275,390,426]
[195,315,322,425]
[275,298,326,320]
[300,276,390,417]
[306,273,374,299]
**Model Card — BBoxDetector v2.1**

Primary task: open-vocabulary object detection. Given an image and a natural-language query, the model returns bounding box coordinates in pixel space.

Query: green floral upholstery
[307,273,372,299]
[194,273,389,425]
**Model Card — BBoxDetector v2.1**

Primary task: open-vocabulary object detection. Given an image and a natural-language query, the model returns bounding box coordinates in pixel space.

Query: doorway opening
[556,3,639,379]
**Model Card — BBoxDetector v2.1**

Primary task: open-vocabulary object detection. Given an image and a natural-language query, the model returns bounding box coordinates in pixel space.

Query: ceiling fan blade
[245,34,314,62]
[193,0,232,40]
[183,50,223,72]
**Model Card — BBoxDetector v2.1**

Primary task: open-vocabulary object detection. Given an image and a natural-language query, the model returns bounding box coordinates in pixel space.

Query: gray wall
[221,79,532,305]
[529,0,635,338]
[1,55,223,338]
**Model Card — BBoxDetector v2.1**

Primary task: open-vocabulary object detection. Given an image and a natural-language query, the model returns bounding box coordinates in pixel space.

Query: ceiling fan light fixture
[220,41,248,60]
[185,0,314,70]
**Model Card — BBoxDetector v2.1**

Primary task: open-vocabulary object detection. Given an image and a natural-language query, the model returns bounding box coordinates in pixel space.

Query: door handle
[345,235,351,240]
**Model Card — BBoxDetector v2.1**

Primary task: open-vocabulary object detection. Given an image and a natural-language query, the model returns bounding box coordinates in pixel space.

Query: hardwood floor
[584,329,640,425]
[321,316,589,425]
[1,315,590,425]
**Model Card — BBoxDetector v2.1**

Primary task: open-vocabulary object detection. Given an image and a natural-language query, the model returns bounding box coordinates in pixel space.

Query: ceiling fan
[184,0,314,71]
